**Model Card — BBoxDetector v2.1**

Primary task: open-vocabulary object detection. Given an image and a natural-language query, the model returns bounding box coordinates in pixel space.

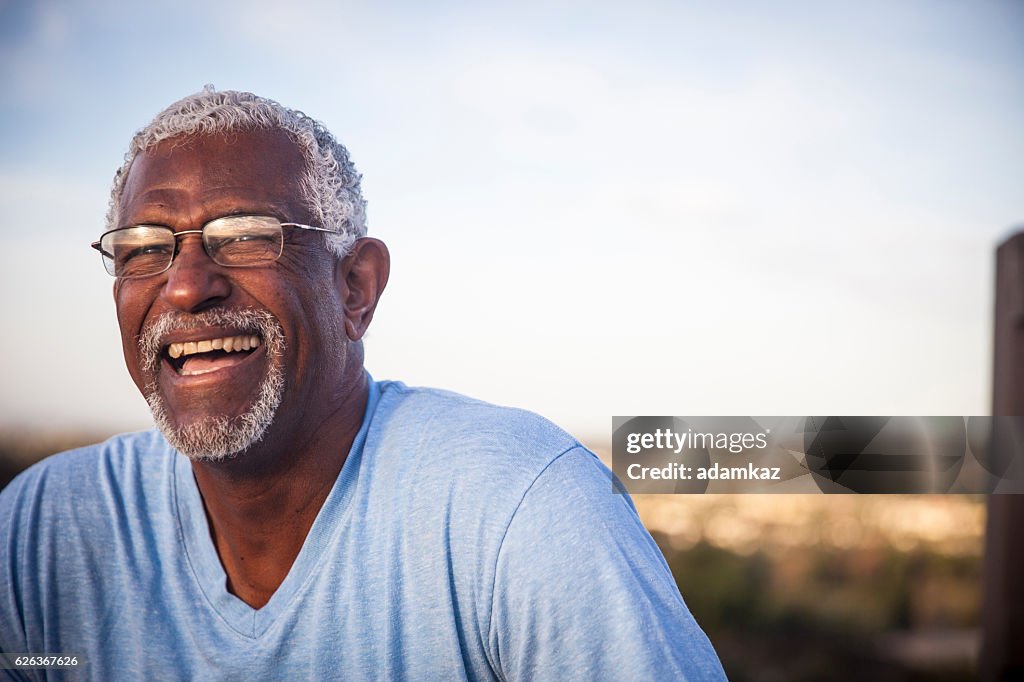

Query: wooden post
[981,232,1024,679]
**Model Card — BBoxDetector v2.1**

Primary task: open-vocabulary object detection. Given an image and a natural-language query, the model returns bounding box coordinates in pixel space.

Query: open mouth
[164,334,262,376]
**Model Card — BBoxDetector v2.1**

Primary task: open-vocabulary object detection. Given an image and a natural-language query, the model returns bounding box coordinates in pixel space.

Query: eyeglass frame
[91,214,341,278]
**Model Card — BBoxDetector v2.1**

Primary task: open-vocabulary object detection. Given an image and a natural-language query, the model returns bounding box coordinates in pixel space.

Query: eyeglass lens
[100,216,286,278]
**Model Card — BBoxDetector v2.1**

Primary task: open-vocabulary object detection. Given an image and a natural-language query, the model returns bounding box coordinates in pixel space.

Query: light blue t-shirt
[0,380,725,680]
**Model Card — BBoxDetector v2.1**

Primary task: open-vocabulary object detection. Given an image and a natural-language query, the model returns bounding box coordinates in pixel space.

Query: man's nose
[160,236,231,313]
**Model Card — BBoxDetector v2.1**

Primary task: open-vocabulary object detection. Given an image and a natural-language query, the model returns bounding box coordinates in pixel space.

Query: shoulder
[371,381,582,482]
[0,431,180,654]
[0,430,175,534]
[361,381,612,566]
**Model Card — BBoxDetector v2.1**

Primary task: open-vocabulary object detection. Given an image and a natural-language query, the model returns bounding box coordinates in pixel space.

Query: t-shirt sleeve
[486,446,726,681]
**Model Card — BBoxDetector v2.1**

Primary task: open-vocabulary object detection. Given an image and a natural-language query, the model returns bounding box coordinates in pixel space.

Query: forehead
[119,128,308,224]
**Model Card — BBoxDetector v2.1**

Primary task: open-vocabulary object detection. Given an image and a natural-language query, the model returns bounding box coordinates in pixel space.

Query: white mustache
[138,308,284,375]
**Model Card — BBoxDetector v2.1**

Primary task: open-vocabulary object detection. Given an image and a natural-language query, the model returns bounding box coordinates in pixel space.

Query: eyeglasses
[91,215,339,278]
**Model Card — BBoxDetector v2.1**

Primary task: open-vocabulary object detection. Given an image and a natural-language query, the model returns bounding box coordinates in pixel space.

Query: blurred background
[2,0,1022,678]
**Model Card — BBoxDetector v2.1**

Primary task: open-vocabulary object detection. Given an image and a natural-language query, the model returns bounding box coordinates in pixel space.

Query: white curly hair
[106,85,367,259]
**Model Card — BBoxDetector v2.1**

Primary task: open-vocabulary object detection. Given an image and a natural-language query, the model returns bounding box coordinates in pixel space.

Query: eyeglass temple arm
[283,223,341,234]
[90,241,114,259]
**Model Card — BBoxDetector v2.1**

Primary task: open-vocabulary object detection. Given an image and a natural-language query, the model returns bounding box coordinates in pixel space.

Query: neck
[190,371,369,609]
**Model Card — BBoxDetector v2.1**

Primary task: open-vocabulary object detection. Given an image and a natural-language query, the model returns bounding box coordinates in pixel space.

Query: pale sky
[1,0,1022,441]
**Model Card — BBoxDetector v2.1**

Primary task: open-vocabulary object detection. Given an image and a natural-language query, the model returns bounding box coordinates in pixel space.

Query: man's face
[114,128,349,461]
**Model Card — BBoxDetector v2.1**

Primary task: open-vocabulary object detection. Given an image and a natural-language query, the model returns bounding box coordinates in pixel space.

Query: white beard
[138,308,286,462]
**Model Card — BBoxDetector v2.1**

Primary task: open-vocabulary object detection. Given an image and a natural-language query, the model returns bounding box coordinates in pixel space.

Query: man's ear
[336,238,390,341]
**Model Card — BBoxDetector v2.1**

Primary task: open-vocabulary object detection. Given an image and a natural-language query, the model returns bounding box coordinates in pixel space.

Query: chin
[154,415,264,463]
[145,362,284,462]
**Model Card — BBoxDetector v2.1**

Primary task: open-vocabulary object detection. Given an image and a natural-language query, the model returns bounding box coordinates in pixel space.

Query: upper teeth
[167,335,260,359]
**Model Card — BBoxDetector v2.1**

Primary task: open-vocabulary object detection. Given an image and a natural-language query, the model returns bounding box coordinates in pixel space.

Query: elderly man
[0,89,724,680]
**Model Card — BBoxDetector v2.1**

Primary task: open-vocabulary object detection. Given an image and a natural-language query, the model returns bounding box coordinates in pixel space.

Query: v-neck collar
[171,378,380,639]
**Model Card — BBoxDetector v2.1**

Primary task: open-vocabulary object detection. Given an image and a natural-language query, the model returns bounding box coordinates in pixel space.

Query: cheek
[311,289,349,344]
[286,293,348,373]
[113,282,156,379]
[272,258,348,348]
[114,288,140,341]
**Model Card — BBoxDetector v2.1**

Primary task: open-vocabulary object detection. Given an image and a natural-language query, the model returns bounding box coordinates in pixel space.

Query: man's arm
[486,447,726,681]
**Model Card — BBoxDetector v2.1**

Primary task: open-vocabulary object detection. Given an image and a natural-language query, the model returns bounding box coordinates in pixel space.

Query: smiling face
[115,128,351,461]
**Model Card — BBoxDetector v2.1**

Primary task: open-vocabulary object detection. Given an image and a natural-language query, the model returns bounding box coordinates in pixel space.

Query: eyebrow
[123,205,293,229]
